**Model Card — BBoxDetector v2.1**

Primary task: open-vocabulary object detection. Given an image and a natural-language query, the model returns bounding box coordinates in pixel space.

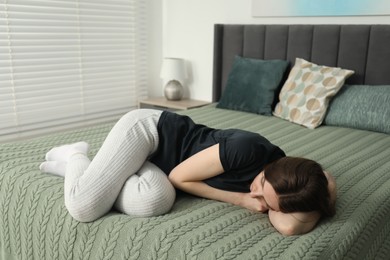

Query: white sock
[39,161,68,177]
[45,141,89,162]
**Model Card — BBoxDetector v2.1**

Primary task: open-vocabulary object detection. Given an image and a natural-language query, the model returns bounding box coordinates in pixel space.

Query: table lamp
[160,58,187,100]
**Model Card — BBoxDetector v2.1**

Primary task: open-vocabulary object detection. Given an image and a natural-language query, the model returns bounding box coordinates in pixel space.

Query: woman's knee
[114,162,176,217]
[65,194,109,222]
[118,109,161,127]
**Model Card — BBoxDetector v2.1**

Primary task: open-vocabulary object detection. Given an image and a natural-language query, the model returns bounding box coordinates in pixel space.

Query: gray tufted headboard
[212,24,390,102]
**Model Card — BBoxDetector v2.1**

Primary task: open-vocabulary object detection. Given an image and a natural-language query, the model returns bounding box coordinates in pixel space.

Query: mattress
[1,105,390,260]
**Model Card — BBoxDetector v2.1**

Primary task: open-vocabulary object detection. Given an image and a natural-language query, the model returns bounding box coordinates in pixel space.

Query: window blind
[0,0,148,141]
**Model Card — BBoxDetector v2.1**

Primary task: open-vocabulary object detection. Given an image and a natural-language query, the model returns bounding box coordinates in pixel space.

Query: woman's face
[250,171,280,211]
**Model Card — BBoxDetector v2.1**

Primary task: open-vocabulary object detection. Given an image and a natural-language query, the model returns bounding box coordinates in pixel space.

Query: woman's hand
[239,193,269,213]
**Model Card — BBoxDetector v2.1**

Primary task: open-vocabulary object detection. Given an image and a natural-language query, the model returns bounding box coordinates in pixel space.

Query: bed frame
[212,24,390,101]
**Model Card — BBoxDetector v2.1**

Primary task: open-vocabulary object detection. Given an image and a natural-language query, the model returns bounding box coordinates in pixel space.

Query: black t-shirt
[149,111,285,192]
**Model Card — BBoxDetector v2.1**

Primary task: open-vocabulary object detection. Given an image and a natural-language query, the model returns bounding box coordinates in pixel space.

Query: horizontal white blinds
[0,0,147,141]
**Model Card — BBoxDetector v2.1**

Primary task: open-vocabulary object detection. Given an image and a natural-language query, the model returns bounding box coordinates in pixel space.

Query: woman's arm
[268,172,336,236]
[168,144,268,212]
[169,143,326,236]
[268,210,321,236]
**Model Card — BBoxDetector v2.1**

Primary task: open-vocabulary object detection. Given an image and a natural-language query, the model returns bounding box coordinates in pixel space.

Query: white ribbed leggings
[64,109,176,222]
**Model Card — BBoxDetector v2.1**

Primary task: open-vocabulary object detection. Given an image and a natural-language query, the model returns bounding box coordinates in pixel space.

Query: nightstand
[138,97,210,111]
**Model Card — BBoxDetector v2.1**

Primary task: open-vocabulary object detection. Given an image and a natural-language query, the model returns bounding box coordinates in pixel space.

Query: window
[0,0,147,141]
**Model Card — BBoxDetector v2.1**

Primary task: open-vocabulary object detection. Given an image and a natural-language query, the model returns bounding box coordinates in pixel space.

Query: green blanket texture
[1,105,390,260]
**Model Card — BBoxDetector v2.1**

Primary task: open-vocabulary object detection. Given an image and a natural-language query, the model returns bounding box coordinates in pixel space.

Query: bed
[1,24,390,260]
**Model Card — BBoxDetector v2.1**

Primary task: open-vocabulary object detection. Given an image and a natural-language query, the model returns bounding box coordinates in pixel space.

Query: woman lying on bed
[40,109,336,236]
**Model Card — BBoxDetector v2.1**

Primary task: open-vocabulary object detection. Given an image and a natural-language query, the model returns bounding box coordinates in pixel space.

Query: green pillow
[324,85,390,134]
[217,56,289,115]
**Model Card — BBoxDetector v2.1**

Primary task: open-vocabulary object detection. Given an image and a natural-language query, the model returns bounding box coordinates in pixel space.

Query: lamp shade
[160,58,187,83]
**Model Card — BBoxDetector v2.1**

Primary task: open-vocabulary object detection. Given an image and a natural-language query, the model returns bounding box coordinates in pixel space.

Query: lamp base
[164,80,183,101]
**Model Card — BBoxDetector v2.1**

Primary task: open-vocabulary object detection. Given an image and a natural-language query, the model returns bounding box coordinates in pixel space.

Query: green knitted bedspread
[1,105,390,260]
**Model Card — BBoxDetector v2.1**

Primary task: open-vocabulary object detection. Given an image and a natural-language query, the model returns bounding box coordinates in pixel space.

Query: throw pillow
[273,58,354,129]
[217,56,289,116]
[324,84,390,134]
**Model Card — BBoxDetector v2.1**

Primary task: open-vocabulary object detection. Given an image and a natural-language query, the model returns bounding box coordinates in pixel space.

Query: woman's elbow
[168,170,181,188]
[276,222,316,236]
[274,223,297,236]
[168,170,195,192]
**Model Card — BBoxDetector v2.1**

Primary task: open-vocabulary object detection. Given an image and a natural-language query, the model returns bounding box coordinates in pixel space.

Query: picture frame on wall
[252,0,390,17]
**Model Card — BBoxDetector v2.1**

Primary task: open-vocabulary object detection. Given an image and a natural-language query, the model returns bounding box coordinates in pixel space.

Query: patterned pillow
[273,58,354,129]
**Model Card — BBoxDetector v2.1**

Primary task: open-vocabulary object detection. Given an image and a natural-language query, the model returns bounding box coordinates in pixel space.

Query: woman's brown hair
[264,157,336,217]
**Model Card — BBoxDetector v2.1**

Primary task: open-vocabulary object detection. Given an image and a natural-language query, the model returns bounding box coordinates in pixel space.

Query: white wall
[146,0,163,99]
[150,0,390,101]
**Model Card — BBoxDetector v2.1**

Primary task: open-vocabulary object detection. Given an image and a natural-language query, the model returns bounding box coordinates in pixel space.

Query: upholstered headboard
[212,24,390,102]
